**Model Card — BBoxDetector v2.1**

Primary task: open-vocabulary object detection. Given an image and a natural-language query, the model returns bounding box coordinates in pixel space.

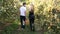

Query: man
[20,2,26,29]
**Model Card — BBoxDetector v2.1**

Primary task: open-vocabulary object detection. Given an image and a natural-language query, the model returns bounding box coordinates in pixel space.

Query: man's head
[23,2,26,7]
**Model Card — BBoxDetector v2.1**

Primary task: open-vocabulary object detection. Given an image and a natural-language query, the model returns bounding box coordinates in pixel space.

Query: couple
[19,2,35,31]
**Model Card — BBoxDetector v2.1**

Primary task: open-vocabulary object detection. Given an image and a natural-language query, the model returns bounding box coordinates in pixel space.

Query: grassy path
[0,23,43,34]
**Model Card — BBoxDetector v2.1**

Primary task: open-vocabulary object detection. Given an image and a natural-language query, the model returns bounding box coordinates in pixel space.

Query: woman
[29,3,35,31]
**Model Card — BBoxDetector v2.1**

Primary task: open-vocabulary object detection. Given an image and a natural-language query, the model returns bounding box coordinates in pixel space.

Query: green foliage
[20,0,25,2]
[0,0,60,34]
[0,0,20,23]
[1,24,19,34]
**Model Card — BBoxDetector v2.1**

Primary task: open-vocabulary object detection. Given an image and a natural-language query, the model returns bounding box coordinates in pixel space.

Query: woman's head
[29,3,34,12]
[30,3,34,6]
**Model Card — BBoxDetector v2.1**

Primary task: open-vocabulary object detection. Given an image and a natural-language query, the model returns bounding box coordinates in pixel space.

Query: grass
[0,22,60,34]
[0,23,41,34]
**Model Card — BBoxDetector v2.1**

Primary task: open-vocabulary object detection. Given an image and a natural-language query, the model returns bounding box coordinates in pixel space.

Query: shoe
[22,28,24,31]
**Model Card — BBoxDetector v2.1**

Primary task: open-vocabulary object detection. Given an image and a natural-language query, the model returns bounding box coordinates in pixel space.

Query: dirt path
[0,23,44,34]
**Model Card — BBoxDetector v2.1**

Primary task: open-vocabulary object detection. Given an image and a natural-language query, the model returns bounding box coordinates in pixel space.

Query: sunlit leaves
[0,0,60,33]
[0,0,20,23]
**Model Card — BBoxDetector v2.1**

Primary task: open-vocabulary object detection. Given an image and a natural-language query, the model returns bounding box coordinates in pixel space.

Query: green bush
[1,23,19,34]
